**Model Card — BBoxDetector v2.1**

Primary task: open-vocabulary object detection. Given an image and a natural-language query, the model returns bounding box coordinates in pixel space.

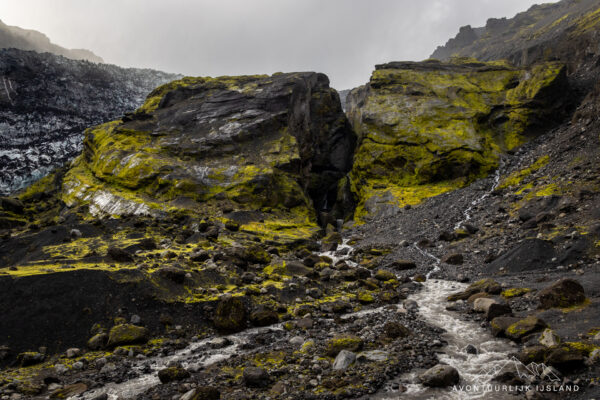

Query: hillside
[0,19,102,63]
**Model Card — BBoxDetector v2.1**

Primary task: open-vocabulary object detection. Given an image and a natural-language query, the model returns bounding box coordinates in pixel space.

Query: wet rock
[70,228,82,239]
[383,321,411,338]
[332,350,356,370]
[473,298,512,320]
[243,366,270,387]
[158,366,191,383]
[413,274,426,282]
[465,344,478,354]
[321,232,342,252]
[505,316,547,341]
[16,351,45,367]
[107,324,148,347]
[249,306,279,327]
[419,364,460,387]
[403,299,419,311]
[208,337,232,349]
[442,253,464,265]
[517,346,546,363]
[537,278,586,309]
[303,254,321,267]
[107,246,134,262]
[214,296,247,333]
[325,335,363,356]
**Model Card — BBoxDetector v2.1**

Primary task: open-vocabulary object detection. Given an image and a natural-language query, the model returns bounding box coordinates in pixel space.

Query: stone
[87,333,108,350]
[49,383,88,399]
[325,335,363,356]
[158,366,190,383]
[107,246,134,262]
[107,324,148,347]
[290,336,305,346]
[485,302,512,320]
[490,316,519,337]
[544,345,586,372]
[70,229,82,239]
[158,267,186,284]
[505,316,547,341]
[243,367,269,387]
[16,351,45,367]
[539,329,560,347]
[65,348,81,358]
[357,350,389,362]
[488,239,555,273]
[213,296,247,333]
[332,350,356,370]
[419,364,460,387]
[383,321,411,338]
[442,253,464,265]
[473,297,497,312]
[537,278,586,309]
[374,269,396,281]
[465,344,478,354]
[249,306,279,327]
[181,387,220,400]
[448,278,501,301]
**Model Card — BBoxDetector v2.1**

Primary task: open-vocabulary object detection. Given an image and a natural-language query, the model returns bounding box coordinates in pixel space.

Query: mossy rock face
[107,324,149,347]
[346,59,567,221]
[537,278,586,309]
[214,296,247,333]
[61,72,356,243]
[325,335,364,356]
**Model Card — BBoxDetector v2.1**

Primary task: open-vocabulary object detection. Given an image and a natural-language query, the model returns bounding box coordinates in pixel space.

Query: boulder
[419,364,460,387]
[214,296,247,333]
[182,387,220,400]
[158,266,186,284]
[490,316,519,337]
[374,269,396,281]
[17,351,45,367]
[544,346,586,372]
[107,324,148,347]
[158,366,190,383]
[249,306,279,327]
[505,316,547,341]
[325,335,363,356]
[539,329,560,347]
[332,350,356,370]
[383,322,411,338]
[243,367,270,387]
[537,278,586,309]
[442,253,464,265]
[107,247,134,263]
[448,279,501,301]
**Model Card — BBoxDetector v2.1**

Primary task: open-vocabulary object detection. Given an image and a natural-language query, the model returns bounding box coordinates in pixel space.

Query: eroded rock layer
[346,58,569,220]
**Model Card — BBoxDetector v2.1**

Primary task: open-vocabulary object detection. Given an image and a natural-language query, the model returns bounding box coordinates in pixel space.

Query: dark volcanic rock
[0,48,178,195]
[537,278,586,309]
[213,296,247,333]
[158,366,191,384]
[419,364,460,387]
[488,239,555,273]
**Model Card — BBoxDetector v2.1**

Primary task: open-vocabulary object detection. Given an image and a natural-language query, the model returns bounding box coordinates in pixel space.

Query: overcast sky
[2,0,555,89]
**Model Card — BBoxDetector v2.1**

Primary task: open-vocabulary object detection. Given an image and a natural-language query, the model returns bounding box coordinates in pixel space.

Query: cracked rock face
[0,48,179,195]
[62,72,356,233]
[346,58,569,221]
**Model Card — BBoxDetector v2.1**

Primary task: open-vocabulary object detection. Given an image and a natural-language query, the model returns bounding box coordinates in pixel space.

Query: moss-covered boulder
[447,278,502,301]
[325,335,364,356]
[214,296,247,333]
[505,316,547,341]
[347,58,567,220]
[107,324,149,347]
[537,278,586,309]
[158,366,191,383]
[60,73,356,244]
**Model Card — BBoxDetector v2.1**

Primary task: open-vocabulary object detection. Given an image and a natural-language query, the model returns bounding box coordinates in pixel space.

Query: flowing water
[78,165,518,400]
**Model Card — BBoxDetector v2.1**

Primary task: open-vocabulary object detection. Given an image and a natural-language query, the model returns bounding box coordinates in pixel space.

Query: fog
[2,0,556,89]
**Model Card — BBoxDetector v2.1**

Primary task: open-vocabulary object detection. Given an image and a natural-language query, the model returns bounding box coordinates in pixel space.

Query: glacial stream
[78,165,517,400]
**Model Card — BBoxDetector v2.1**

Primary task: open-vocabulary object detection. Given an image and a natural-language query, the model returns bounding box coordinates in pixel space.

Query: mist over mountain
[0,18,102,62]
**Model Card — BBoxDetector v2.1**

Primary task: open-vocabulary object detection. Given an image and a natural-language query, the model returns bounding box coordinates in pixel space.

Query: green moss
[357,291,376,304]
[565,341,599,355]
[498,155,549,189]
[501,288,532,298]
[325,335,363,356]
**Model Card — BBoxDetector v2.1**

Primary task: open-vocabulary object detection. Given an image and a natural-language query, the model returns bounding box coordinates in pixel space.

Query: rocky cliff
[430,0,600,75]
[346,58,569,221]
[0,49,179,195]
[0,19,102,62]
